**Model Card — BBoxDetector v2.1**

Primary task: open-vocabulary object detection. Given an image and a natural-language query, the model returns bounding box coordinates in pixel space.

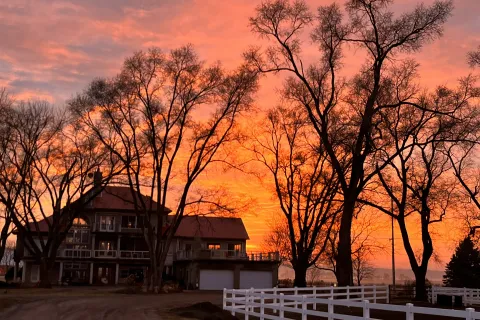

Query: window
[72,218,89,227]
[122,216,137,228]
[99,241,114,251]
[31,264,40,282]
[67,218,90,244]
[100,216,115,231]
[69,229,89,244]
[208,243,220,250]
[185,243,192,252]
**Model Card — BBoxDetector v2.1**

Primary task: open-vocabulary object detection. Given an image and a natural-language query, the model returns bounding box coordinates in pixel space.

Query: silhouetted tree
[0,88,15,265]
[0,240,15,267]
[320,209,382,285]
[254,106,341,287]
[443,237,480,288]
[358,73,479,300]
[70,46,258,292]
[4,101,120,287]
[247,0,453,285]
[469,46,480,68]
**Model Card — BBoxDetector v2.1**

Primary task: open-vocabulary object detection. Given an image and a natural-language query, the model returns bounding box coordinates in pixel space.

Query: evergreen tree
[443,237,480,288]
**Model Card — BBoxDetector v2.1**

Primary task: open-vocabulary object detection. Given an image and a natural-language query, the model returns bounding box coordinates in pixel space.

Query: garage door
[239,271,273,289]
[199,269,234,290]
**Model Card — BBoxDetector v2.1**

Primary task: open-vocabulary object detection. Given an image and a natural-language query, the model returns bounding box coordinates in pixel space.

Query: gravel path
[0,288,223,320]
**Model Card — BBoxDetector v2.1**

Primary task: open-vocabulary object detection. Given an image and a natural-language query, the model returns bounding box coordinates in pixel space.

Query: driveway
[0,287,223,320]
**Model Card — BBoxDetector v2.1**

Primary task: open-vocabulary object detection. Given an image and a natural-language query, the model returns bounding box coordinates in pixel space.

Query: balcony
[57,249,149,260]
[120,226,142,233]
[59,249,92,259]
[119,251,149,259]
[175,249,280,262]
[94,250,117,258]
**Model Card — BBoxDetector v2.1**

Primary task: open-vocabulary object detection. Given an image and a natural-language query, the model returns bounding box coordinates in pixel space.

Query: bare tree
[0,240,15,266]
[358,74,479,299]
[247,0,453,285]
[351,213,380,286]
[262,218,292,262]
[469,46,480,68]
[0,88,16,265]
[4,101,121,287]
[253,105,341,287]
[319,209,382,285]
[70,46,258,292]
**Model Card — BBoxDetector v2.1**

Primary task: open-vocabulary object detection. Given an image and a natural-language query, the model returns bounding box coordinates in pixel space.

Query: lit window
[208,243,220,250]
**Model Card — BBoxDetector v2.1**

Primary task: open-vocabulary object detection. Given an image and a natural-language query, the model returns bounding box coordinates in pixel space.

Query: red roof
[91,186,167,212]
[173,216,249,240]
[20,186,169,233]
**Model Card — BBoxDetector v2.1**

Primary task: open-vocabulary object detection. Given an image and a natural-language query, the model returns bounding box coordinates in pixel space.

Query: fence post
[250,287,255,313]
[231,291,236,316]
[347,285,350,300]
[245,290,249,320]
[313,286,317,310]
[260,291,265,320]
[406,303,414,320]
[432,286,436,304]
[280,293,285,318]
[330,286,334,299]
[273,286,278,314]
[302,295,307,320]
[363,300,370,319]
[373,285,377,303]
[386,285,390,304]
[466,307,475,320]
[295,286,299,308]
[464,287,468,306]
[223,289,227,311]
[361,285,364,300]
[328,297,334,320]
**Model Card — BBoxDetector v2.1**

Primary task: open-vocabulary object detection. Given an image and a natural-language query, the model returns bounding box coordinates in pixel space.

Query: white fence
[224,285,480,320]
[431,286,480,306]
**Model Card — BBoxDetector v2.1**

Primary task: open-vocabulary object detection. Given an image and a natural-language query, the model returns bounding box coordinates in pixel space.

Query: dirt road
[0,288,223,320]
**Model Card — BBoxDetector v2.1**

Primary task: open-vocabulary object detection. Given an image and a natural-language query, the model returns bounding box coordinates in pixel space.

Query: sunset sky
[1,0,479,271]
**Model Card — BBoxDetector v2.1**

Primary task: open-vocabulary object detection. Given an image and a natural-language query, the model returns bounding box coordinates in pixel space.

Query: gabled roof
[18,186,169,233]
[174,216,250,240]
[90,186,168,212]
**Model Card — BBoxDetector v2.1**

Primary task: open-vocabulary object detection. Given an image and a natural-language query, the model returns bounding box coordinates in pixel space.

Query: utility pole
[391,199,396,290]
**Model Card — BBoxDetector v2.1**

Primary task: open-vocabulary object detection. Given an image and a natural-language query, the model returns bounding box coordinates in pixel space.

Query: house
[13,186,279,289]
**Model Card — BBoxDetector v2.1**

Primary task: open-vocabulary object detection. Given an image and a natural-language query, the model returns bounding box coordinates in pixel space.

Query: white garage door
[239,271,273,289]
[199,269,234,290]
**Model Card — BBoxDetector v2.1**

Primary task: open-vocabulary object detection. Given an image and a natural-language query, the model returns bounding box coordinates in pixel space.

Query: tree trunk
[336,200,355,286]
[293,263,308,287]
[414,267,428,301]
[38,258,52,288]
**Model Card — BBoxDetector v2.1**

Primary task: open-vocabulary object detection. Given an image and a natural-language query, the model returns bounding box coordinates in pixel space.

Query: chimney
[93,169,103,188]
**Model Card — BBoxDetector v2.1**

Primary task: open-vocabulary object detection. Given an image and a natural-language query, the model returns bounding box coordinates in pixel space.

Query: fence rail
[431,286,480,306]
[224,285,480,320]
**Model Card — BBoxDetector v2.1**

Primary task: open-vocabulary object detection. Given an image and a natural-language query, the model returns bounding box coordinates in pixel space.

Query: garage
[239,270,273,289]
[199,269,234,290]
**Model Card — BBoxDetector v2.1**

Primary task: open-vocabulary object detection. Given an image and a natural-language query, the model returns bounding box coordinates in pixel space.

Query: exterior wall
[174,260,279,289]
[22,261,60,286]
[16,209,276,289]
